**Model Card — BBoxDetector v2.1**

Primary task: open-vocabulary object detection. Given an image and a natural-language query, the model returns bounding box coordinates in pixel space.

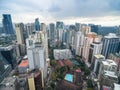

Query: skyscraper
[0,45,17,68]
[116,25,120,36]
[35,18,40,31]
[26,31,47,78]
[101,33,120,58]
[49,23,55,46]
[15,23,24,44]
[41,23,46,32]
[75,23,81,31]
[56,21,64,29]
[56,21,64,42]
[2,14,14,34]
[82,33,98,62]
[73,31,84,56]
[89,24,99,34]
[27,45,47,78]
[88,42,102,63]
[25,23,35,35]
[28,70,43,90]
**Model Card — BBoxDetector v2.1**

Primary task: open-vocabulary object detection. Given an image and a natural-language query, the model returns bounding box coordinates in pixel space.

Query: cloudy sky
[0,0,120,26]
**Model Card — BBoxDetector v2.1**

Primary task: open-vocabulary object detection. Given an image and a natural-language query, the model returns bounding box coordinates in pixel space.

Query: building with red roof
[18,60,29,74]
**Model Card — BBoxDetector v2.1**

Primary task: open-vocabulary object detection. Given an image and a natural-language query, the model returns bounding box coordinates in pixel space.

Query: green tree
[87,79,93,88]
[50,60,56,67]
[47,86,53,90]
[84,68,90,76]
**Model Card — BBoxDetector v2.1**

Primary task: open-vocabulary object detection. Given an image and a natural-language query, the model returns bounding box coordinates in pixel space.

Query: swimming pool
[65,74,73,82]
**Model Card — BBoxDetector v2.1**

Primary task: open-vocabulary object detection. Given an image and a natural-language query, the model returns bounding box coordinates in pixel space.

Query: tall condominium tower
[88,42,102,63]
[41,23,46,32]
[15,23,25,44]
[49,23,55,46]
[73,31,84,56]
[2,14,14,34]
[26,31,47,78]
[82,32,98,62]
[56,21,64,42]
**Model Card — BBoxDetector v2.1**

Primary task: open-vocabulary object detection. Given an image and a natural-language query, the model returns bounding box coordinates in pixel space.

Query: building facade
[101,33,120,58]
[2,14,14,34]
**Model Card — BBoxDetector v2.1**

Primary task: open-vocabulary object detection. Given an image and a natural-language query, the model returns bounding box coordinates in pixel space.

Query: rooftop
[23,55,28,59]
[104,70,118,78]
[18,60,28,67]
[0,76,17,87]
[94,54,105,59]
[0,45,13,51]
[104,33,118,38]
[114,83,120,90]
[103,86,111,90]
[76,69,81,73]
[102,59,117,66]
[57,60,72,67]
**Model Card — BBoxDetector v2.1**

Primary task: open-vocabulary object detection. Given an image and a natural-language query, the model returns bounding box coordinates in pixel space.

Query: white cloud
[0,0,120,26]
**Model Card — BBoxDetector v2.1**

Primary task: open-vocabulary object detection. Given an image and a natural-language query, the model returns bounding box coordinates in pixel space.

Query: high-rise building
[49,23,55,46]
[0,24,3,34]
[27,45,47,78]
[56,21,64,29]
[56,21,64,42]
[28,70,43,90]
[93,54,105,76]
[82,33,98,62]
[75,23,81,31]
[80,24,91,35]
[0,57,12,82]
[41,23,46,32]
[116,25,120,36]
[66,25,76,49]
[69,25,76,30]
[15,23,24,44]
[2,14,14,34]
[88,42,102,63]
[73,31,84,56]
[62,30,67,44]
[25,23,35,35]
[98,26,118,36]
[26,31,47,78]
[35,18,40,31]
[101,33,120,58]
[0,45,17,68]
[89,24,99,34]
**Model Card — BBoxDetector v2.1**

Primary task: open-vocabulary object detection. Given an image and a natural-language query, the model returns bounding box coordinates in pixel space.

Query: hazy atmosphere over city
[0,0,120,90]
[0,0,120,25]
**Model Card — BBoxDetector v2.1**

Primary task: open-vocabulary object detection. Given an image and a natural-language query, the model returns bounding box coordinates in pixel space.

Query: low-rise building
[18,59,29,74]
[0,76,18,90]
[99,59,118,87]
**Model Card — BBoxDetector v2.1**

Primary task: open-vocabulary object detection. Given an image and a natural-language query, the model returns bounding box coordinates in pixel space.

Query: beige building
[15,23,24,44]
[82,32,98,62]
[28,70,43,90]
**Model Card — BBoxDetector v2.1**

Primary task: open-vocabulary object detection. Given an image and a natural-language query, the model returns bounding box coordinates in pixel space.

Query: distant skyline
[0,0,120,26]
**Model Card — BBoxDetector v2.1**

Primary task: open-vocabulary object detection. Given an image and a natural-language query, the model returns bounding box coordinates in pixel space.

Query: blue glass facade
[2,14,14,34]
[56,21,64,29]
[35,18,40,31]
[0,53,12,83]
[90,25,99,34]
[102,38,120,58]
[0,47,17,68]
